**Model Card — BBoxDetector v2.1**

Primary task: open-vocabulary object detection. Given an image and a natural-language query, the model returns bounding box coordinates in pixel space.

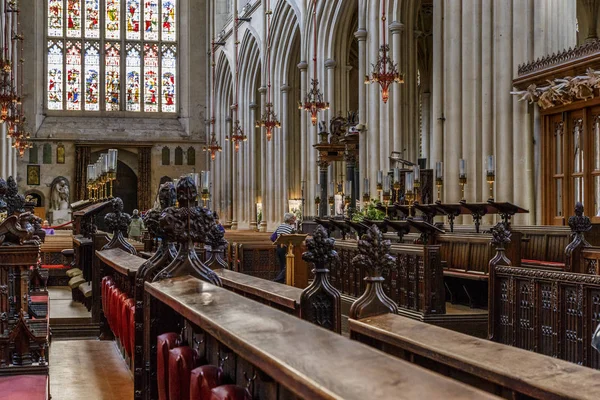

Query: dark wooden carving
[565,202,592,273]
[102,197,136,255]
[138,147,152,211]
[300,225,341,333]
[5,177,24,216]
[75,145,91,201]
[154,177,222,287]
[349,225,398,319]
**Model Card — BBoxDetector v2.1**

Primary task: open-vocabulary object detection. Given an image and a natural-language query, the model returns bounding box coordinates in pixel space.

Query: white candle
[191,173,200,188]
[363,178,369,195]
[459,159,466,177]
[202,171,210,189]
[487,155,495,174]
[405,172,414,192]
[436,161,443,179]
[377,170,383,185]
[87,164,95,181]
[393,168,400,183]
[383,176,391,193]
[413,165,420,182]
[108,149,118,171]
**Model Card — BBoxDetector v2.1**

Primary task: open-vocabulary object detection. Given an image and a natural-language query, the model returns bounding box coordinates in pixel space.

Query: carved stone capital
[298,61,309,71]
[257,86,267,94]
[354,29,367,41]
[389,21,405,33]
[280,85,291,93]
[324,59,337,69]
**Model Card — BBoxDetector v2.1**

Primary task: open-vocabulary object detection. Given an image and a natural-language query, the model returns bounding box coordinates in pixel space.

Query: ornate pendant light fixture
[226,14,247,152]
[365,0,404,103]
[299,0,328,126]
[255,0,280,141]
[203,39,223,161]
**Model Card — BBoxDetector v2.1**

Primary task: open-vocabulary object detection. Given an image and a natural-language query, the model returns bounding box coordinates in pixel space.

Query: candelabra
[486,155,495,201]
[459,175,467,202]
[405,189,414,215]
[382,191,391,217]
[203,132,223,161]
[201,189,210,207]
[436,177,443,203]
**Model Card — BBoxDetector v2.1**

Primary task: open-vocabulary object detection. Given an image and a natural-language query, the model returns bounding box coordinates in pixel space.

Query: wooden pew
[144,275,498,400]
[349,314,600,399]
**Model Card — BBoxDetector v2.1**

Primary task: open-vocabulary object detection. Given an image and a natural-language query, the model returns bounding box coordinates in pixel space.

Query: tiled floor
[49,340,133,400]
[48,286,91,321]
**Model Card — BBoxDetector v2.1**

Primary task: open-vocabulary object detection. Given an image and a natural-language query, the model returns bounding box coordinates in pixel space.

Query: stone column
[249,102,258,230]
[421,91,431,166]
[390,22,404,156]
[281,85,291,215]
[355,29,368,195]
[1,126,6,178]
[324,59,337,197]
[431,0,444,177]
[258,86,268,232]
[298,61,308,219]
[582,0,600,42]
[318,161,328,217]
[367,7,381,196]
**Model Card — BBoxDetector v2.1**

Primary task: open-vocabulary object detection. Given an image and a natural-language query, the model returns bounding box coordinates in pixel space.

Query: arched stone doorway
[114,160,138,214]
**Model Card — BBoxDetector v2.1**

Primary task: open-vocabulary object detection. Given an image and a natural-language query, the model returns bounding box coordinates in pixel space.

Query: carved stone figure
[50,178,70,211]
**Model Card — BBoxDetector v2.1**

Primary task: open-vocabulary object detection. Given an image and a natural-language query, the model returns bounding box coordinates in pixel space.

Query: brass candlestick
[487,172,495,201]
[382,192,391,217]
[201,189,210,207]
[376,183,383,202]
[315,196,321,209]
[459,175,467,202]
[328,196,335,215]
[108,171,116,198]
[362,193,370,209]
[405,189,415,215]
[393,181,401,202]
[414,180,421,203]
[344,195,351,217]
[436,178,443,203]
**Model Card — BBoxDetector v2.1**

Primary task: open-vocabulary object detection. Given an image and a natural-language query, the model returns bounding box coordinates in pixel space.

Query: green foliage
[352,199,385,222]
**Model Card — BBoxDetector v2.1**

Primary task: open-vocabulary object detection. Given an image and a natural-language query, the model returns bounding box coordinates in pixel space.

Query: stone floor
[49,340,133,400]
[48,286,91,321]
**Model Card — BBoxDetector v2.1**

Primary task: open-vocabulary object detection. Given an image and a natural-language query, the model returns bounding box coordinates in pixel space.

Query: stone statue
[48,177,71,225]
[50,178,70,211]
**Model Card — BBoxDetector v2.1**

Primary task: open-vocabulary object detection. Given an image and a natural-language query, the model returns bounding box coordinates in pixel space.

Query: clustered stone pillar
[318,162,328,217]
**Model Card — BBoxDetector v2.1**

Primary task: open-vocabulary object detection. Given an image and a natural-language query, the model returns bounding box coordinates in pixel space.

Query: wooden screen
[543,103,600,224]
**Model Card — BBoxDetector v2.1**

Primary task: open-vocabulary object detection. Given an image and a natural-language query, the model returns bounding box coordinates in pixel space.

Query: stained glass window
[47,41,64,110]
[144,0,159,41]
[105,43,121,111]
[66,42,82,110]
[67,0,82,37]
[161,45,176,112]
[105,0,120,39]
[126,44,141,111]
[126,0,141,40]
[84,42,100,110]
[85,0,100,38]
[144,43,158,112]
[162,0,176,42]
[47,0,177,112]
[48,0,63,37]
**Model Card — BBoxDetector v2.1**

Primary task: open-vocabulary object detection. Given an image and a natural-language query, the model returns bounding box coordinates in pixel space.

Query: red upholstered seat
[168,346,196,400]
[190,365,222,399]
[30,295,48,304]
[210,385,252,400]
[157,332,179,400]
[115,292,128,339]
[41,264,68,269]
[120,298,134,355]
[0,375,48,400]
[102,277,113,313]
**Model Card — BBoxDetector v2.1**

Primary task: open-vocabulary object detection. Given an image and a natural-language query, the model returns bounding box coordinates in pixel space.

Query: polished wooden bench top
[350,314,600,400]
[96,248,145,277]
[146,276,498,400]
[73,235,93,246]
[213,268,301,309]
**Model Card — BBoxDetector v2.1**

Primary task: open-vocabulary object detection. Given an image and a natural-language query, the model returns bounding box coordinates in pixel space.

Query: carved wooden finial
[568,202,592,235]
[300,225,341,332]
[302,225,338,267]
[103,197,136,254]
[349,225,398,320]
[5,176,24,216]
[565,202,592,272]
[490,222,511,248]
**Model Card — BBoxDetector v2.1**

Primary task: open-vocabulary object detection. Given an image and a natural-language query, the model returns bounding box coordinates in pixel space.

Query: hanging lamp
[299,0,328,126]
[226,14,247,152]
[365,0,404,103]
[203,39,223,161]
[255,0,280,141]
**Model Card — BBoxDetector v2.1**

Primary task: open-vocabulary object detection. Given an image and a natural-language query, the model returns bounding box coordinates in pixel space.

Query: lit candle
[383,176,391,193]
[363,178,369,195]
[377,170,383,185]
[436,161,443,179]
[87,164,95,181]
[487,155,495,174]
[393,168,400,183]
[202,171,210,189]
[108,149,118,171]
[413,165,420,182]
[405,172,414,192]
[102,154,109,174]
[459,159,466,177]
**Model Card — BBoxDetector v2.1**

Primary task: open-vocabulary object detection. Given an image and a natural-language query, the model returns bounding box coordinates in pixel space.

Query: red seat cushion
[120,298,133,355]
[30,295,48,304]
[157,332,179,400]
[115,292,128,339]
[168,346,196,400]
[210,385,252,400]
[0,375,48,400]
[41,264,67,269]
[191,365,222,399]
[521,259,565,268]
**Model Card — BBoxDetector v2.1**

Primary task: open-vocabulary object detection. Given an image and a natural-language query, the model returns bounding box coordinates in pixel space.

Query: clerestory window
[46,0,177,113]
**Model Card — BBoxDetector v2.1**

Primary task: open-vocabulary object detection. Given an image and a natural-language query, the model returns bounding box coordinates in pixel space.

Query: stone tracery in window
[46,0,177,113]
